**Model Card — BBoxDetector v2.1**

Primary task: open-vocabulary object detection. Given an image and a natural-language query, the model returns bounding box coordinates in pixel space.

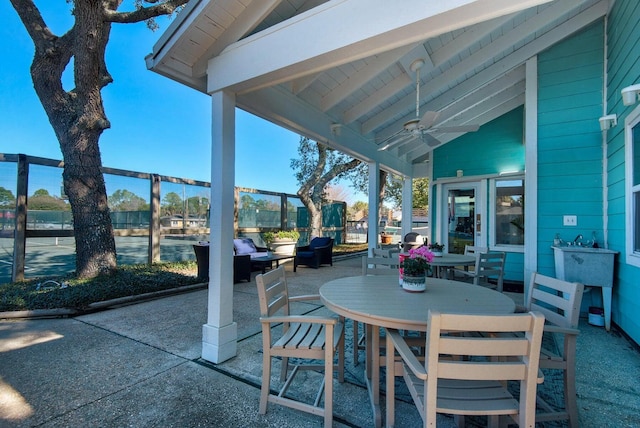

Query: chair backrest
[372,248,392,258]
[362,255,399,275]
[255,266,290,318]
[309,236,333,249]
[525,272,584,329]
[463,245,488,257]
[402,232,424,252]
[425,310,545,425]
[473,251,506,290]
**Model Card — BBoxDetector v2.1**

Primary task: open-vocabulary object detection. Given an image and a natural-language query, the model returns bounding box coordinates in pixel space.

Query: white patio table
[426,252,476,278]
[319,275,515,427]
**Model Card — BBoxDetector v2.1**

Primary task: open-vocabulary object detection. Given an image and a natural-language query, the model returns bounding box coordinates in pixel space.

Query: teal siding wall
[537,22,604,276]
[605,0,640,344]
[433,107,525,179]
[433,107,524,281]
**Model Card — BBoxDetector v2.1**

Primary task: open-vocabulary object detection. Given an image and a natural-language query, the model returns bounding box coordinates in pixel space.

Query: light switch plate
[563,215,577,226]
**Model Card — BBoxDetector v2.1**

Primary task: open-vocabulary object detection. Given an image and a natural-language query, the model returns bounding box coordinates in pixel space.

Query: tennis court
[0,235,202,284]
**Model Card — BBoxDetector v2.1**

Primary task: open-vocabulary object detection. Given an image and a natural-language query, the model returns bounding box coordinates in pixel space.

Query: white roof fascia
[206,0,555,95]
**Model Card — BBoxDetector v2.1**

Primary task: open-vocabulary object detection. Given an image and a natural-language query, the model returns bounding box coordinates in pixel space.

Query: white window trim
[625,104,640,267]
[489,177,525,253]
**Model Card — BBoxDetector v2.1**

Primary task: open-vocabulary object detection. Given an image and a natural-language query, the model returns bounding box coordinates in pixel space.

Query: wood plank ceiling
[147,0,608,176]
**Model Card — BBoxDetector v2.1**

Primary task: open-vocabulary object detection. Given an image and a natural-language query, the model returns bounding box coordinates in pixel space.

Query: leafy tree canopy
[0,187,16,207]
[108,189,149,211]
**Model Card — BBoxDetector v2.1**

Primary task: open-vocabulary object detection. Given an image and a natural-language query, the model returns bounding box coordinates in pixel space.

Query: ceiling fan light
[404,118,421,131]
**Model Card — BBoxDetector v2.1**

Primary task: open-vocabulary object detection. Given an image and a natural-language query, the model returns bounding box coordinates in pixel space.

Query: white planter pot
[271,239,297,256]
[402,275,426,293]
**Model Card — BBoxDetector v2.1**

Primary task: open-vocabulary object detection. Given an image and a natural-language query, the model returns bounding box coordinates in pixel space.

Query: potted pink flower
[401,246,435,292]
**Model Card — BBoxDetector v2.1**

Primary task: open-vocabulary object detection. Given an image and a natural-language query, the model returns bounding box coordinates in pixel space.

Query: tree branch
[104,0,189,24]
[10,0,63,51]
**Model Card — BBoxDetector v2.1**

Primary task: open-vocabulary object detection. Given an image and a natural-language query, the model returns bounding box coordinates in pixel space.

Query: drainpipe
[601,15,609,248]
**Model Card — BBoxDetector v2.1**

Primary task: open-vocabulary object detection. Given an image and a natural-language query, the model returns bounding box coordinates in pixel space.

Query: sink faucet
[574,234,583,245]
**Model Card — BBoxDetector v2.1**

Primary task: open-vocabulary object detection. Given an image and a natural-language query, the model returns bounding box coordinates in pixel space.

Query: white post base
[201,322,237,363]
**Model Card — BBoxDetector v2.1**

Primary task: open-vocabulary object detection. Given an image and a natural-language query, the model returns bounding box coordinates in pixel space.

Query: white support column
[367,162,380,254]
[524,56,538,285]
[202,90,237,363]
[401,176,413,241]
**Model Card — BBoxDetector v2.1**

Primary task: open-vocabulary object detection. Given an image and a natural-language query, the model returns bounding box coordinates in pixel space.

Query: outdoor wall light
[599,114,617,131]
[621,84,640,106]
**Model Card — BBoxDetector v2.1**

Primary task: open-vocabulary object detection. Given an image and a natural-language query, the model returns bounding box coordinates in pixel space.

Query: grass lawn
[0,243,369,312]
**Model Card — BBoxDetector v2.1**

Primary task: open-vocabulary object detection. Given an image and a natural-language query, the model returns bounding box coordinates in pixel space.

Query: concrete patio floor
[1,255,639,427]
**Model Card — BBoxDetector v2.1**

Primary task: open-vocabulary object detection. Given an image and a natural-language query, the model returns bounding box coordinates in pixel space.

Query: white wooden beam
[342,73,412,125]
[206,0,555,94]
[321,45,417,112]
[193,0,282,76]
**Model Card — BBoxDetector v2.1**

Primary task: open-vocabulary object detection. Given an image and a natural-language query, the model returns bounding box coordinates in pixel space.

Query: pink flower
[402,246,435,276]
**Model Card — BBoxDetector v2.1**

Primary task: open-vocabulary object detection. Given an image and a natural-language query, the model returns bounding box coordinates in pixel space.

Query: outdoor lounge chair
[293,237,334,271]
[192,242,252,283]
[255,266,344,426]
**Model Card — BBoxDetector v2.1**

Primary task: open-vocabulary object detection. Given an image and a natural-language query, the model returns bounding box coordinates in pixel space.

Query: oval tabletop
[320,275,515,331]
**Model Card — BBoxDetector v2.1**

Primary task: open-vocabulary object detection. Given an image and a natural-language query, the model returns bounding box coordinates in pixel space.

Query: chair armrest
[254,246,269,252]
[544,325,580,336]
[288,294,321,302]
[296,245,312,252]
[386,328,427,380]
[450,268,476,278]
[312,243,333,251]
[260,315,338,325]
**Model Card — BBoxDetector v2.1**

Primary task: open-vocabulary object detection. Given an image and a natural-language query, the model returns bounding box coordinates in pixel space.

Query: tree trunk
[10,0,191,278]
[28,0,117,277]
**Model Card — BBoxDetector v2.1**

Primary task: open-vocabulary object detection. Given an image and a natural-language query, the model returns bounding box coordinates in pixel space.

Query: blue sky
[0,2,359,201]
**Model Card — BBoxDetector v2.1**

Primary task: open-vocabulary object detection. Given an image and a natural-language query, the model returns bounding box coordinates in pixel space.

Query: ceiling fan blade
[418,110,440,129]
[422,133,442,147]
[429,124,480,133]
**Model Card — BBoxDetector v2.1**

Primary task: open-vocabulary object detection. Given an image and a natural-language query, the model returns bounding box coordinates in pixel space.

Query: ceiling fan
[377,59,479,151]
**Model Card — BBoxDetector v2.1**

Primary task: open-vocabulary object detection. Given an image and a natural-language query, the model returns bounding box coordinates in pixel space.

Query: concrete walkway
[1,256,639,427]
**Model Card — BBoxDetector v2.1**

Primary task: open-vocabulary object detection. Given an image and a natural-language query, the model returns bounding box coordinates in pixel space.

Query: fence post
[12,154,28,282]
[149,174,161,263]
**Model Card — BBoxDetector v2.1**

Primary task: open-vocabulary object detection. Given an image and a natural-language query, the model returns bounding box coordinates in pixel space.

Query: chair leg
[338,324,345,382]
[324,330,334,426]
[280,356,289,382]
[259,352,271,414]
[565,344,579,427]
[353,320,359,366]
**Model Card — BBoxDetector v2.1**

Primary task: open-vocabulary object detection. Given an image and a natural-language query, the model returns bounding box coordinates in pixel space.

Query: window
[627,112,640,266]
[491,178,524,249]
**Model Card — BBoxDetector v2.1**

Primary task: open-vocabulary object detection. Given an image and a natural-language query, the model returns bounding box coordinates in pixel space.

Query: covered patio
[1,258,638,426]
[145,0,640,380]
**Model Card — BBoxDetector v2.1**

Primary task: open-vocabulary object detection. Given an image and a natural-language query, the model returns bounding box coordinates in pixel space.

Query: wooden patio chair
[451,250,506,291]
[385,310,545,428]
[521,272,584,427]
[255,266,345,426]
[448,245,488,279]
